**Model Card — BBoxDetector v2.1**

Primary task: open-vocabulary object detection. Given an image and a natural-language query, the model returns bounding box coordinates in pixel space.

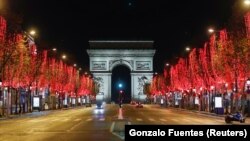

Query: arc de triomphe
[87,41,155,103]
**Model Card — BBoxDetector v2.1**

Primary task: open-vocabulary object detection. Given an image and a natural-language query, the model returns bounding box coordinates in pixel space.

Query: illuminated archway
[87,41,155,103]
[111,65,131,103]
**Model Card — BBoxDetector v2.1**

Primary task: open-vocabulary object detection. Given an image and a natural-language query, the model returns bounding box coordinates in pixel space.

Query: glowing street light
[52,48,57,51]
[62,54,67,59]
[244,0,250,6]
[73,63,77,67]
[166,63,170,67]
[185,47,191,52]
[29,30,36,36]
[208,28,215,33]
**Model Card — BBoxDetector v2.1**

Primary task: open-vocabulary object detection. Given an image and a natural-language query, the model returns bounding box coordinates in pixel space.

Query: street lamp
[225,83,229,114]
[185,47,191,52]
[73,63,77,67]
[52,48,57,52]
[62,54,67,60]
[244,0,250,6]
[29,30,36,36]
[208,28,215,34]
[166,63,170,67]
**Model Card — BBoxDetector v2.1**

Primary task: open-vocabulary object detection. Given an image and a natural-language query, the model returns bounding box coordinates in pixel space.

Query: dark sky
[9,0,235,73]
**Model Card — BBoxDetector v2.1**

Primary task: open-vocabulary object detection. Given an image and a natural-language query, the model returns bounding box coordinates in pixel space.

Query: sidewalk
[0,105,89,120]
[167,107,225,118]
[152,104,250,120]
[147,104,250,119]
[0,110,52,120]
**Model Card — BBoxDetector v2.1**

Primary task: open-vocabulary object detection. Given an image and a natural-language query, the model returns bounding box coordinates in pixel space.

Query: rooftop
[88,40,154,49]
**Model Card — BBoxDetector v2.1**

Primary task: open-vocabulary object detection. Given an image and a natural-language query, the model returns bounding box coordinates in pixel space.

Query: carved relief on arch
[109,59,134,71]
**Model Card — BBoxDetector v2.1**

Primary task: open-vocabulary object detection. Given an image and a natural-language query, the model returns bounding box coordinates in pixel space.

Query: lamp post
[225,83,229,114]
[193,88,197,110]
[46,48,58,110]
[0,79,2,116]
[245,78,250,115]
[210,86,215,112]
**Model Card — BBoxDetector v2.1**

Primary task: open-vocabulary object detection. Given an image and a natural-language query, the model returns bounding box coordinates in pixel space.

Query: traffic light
[118,83,123,88]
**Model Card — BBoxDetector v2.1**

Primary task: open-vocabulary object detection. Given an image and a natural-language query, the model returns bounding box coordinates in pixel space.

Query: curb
[167,107,225,118]
[146,104,226,118]
[0,106,87,120]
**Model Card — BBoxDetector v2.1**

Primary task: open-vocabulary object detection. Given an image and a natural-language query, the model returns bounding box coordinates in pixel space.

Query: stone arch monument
[87,41,155,103]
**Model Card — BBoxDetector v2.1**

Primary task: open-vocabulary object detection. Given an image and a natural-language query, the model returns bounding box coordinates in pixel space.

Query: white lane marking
[51,119,60,122]
[149,118,155,122]
[29,119,45,122]
[99,118,105,121]
[67,120,84,132]
[86,118,92,122]
[182,119,190,122]
[171,119,179,122]
[62,118,69,122]
[110,122,115,132]
[110,122,125,140]
[160,118,167,122]
[74,119,81,122]
[136,118,143,121]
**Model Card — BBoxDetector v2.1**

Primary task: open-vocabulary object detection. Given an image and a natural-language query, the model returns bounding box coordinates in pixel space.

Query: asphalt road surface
[0,104,249,141]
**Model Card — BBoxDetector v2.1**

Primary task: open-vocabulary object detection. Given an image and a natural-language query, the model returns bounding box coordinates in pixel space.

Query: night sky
[9,0,235,73]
